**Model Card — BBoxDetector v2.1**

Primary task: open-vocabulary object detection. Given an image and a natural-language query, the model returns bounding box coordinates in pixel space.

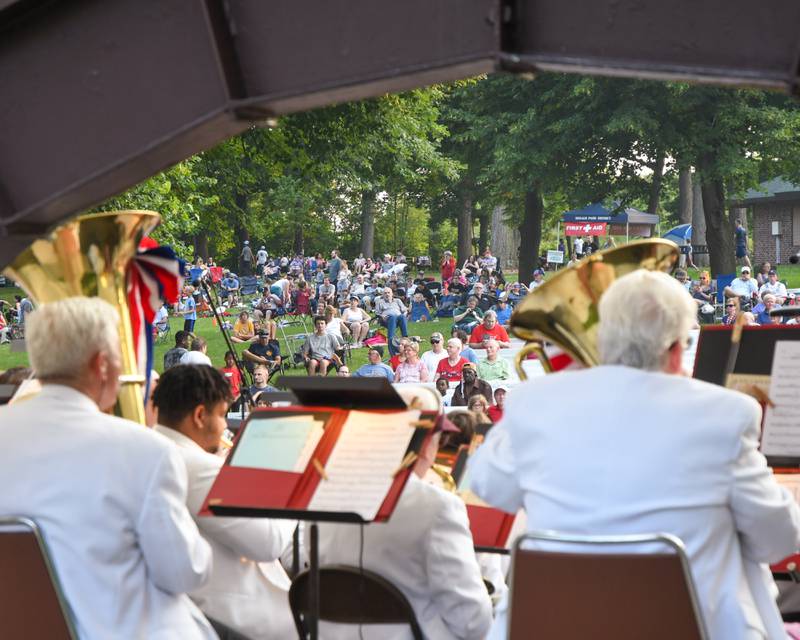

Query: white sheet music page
[761,341,800,457]
[307,409,419,521]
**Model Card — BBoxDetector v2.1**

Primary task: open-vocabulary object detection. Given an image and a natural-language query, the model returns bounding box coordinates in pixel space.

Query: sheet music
[307,409,419,521]
[761,341,800,457]
[230,415,319,472]
[293,420,325,472]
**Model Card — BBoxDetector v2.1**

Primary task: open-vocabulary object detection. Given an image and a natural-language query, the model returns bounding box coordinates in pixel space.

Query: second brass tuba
[510,239,679,379]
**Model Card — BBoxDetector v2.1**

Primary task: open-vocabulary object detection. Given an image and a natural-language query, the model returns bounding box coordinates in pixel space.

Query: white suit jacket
[469,366,800,640]
[155,426,296,640]
[314,473,492,640]
[0,385,215,640]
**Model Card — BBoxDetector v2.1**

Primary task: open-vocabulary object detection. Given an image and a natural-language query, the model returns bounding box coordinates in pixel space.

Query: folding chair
[289,565,423,640]
[0,517,78,639]
[508,530,709,640]
[713,273,735,321]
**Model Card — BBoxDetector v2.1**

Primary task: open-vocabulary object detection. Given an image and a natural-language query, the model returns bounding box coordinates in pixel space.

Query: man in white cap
[256,245,268,270]
[724,265,758,303]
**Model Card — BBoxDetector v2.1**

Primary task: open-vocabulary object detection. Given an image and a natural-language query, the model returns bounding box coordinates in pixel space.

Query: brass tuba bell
[3,211,162,424]
[509,239,679,379]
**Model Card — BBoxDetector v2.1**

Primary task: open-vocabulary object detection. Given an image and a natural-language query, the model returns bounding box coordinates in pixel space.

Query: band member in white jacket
[469,271,800,640]
[313,418,492,639]
[153,365,296,640]
[0,297,216,639]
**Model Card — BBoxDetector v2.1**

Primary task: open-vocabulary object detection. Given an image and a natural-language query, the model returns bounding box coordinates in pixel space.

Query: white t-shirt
[421,349,448,377]
[341,308,367,324]
[256,249,268,265]
[574,238,584,254]
[180,351,213,366]
[325,318,346,341]
[759,281,787,299]
[728,277,758,297]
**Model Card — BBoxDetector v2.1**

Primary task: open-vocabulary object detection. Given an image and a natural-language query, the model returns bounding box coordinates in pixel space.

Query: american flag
[127,238,184,398]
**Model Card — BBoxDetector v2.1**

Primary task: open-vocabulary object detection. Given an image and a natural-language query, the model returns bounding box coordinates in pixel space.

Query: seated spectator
[452,296,484,333]
[487,386,507,422]
[292,280,314,315]
[164,330,192,370]
[479,248,497,274]
[722,301,738,325]
[477,339,511,381]
[469,310,511,349]
[254,290,282,319]
[336,365,351,377]
[152,365,295,638]
[303,316,342,376]
[374,288,409,356]
[249,364,279,398]
[756,295,780,325]
[219,351,242,404]
[219,271,240,305]
[528,269,545,290]
[323,305,350,344]
[409,291,433,322]
[395,341,430,383]
[353,346,395,380]
[674,268,691,292]
[448,270,468,296]
[724,266,758,302]
[243,330,282,374]
[253,314,278,342]
[230,311,255,344]
[756,261,772,287]
[451,362,493,407]
[153,304,169,333]
[0,309,10,344]
[452,328,479,364]
[435,377,449,400]
[317,277,336,308]
[181,336,212,366]
[389,337,412,370]
[759,269,788,304]
[421,332,447,377]
[470,282,497,312]
[742,311,759,326]
[467,394,493,427]
[436,338,469,383]
[462,254,480,277]
[505,281,527,307]
[341,297,371,347]
[692,272,714,305]
[494,297,512,326]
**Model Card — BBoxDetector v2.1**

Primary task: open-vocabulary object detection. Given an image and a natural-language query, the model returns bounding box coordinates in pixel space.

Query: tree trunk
[457,191,474,264]
[293,223,304,255]
[678,167,693,225]
[647,151,666,214]
[519,187,544,283]
[691,175,709,267]
[478,213,489,254]
[490,205,520,270]
[193,231,209,261]
[359,190,376,258]
[697,156,736,275]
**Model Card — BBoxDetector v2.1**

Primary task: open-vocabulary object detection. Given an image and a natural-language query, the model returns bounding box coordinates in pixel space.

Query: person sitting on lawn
[248,364,279,399]
[436,338,469,383]
[373,288,409,356]
[468,310,511,349]
[230,311,255,344]
[302,316,343,376]
[409,291,433,322]
[452,296,483,334]
[451,362,493,407]
[341,297,371,347]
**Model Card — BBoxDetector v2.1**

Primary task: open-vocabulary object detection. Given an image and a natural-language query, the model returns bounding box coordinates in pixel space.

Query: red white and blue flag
[127,238,184,398]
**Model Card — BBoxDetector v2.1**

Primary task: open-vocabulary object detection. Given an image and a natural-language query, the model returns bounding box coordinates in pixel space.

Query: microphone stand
[200,278,254,414]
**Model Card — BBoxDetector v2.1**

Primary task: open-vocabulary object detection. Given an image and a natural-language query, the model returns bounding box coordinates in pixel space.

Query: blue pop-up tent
[662,224,692,244]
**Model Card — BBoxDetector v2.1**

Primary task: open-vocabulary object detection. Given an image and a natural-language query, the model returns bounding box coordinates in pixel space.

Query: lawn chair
[278,316,311,369]
[239,275,260,302]
[713,273,735,321]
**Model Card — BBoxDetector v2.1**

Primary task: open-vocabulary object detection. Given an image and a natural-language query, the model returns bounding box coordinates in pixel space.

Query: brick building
[739,178,800,266]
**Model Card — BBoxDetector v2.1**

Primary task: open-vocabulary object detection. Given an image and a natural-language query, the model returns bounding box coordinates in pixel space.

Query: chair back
[0,517,77,639]
[715,273,736,303]
[289,564,423,640]
[509,530,708,640]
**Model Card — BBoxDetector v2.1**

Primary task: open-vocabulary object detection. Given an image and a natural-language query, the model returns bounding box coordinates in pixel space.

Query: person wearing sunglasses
[722,301,738,326]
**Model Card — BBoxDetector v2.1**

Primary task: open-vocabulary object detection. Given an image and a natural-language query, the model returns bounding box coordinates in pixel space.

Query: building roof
[739,177,800,205]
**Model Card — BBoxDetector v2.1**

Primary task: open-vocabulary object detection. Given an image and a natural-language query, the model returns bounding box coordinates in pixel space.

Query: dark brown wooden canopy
[2,0,799,268]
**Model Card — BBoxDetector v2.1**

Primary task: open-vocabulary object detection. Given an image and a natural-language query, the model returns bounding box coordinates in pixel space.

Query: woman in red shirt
[440,250,456,284]
[219,350,242,401]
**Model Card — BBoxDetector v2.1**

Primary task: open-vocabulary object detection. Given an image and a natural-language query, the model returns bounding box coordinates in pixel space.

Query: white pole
[626,221,630,243]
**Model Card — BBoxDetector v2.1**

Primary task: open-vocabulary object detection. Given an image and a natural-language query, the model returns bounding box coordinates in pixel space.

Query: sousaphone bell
[510,239,679,379]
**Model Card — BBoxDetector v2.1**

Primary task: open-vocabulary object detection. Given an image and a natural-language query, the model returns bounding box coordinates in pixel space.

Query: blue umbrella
[662,224,692,244]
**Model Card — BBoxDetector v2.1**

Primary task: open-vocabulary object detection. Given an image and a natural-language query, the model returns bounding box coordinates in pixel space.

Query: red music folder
[201,404,434,523]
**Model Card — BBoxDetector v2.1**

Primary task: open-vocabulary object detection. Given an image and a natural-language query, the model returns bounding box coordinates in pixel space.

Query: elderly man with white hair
[469,270,800,640]
[0,297,218,639]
